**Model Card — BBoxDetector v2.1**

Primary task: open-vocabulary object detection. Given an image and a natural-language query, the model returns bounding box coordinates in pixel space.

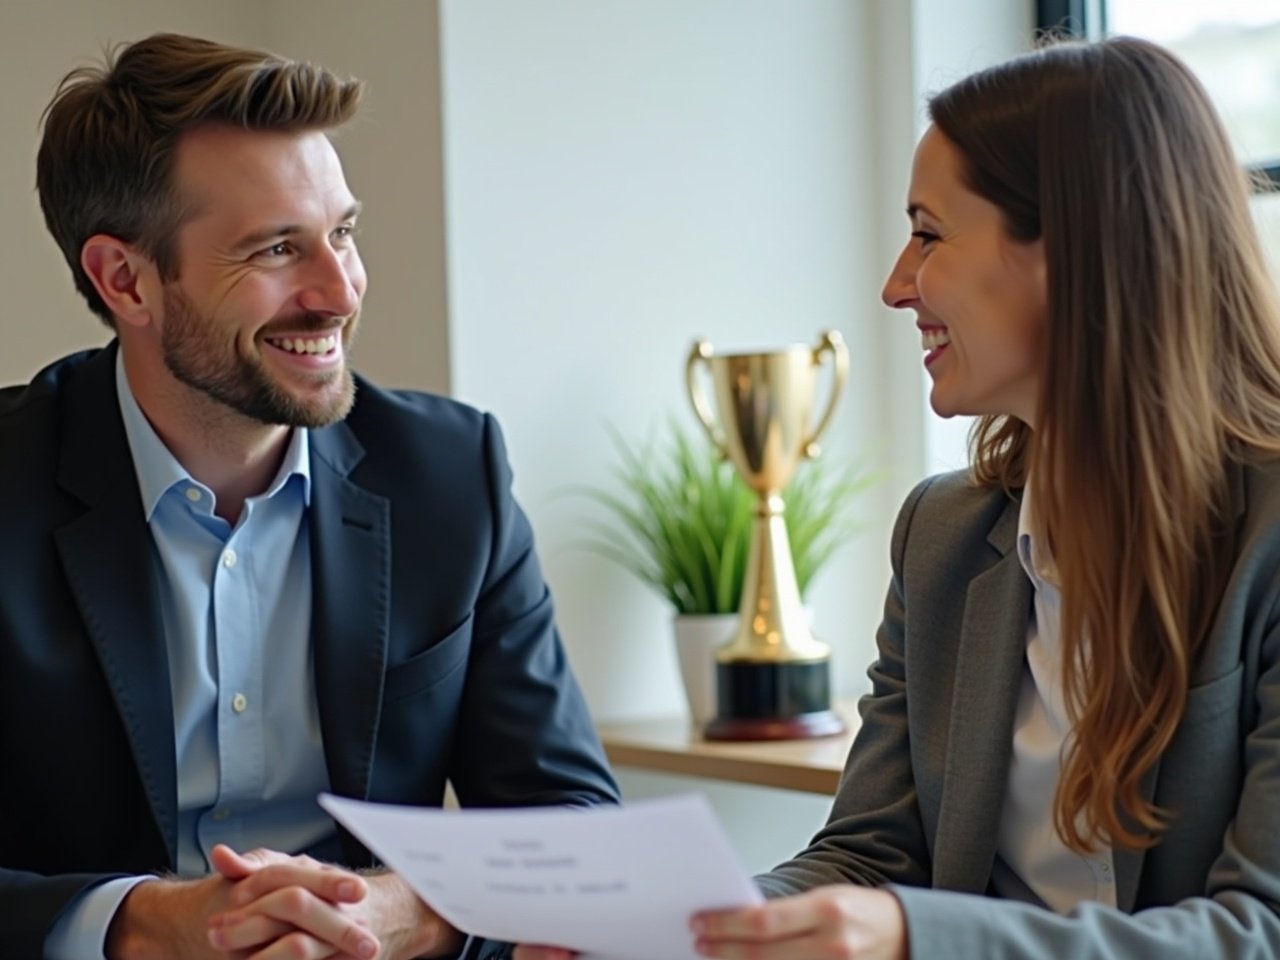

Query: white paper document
[318,792,762,960]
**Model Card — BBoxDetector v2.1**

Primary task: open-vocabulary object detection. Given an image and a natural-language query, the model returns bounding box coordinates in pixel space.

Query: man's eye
[334,224,359,242]
[911,230,939,247]
[257,241,293,259]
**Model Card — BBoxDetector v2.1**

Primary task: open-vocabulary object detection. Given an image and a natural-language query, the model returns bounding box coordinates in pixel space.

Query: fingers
[691,888,905,960]
[692,896,823,943]
[691,892,835,959]
[240,929,354,960]
[211,844,281,881]
[513,946,577,960]
[693,930,841,960]
[227,859,368,908]
[207,912,294,951]
[210,886,380,960]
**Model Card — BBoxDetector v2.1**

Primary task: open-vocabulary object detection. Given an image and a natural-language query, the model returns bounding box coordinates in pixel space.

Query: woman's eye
[911,230,939,247]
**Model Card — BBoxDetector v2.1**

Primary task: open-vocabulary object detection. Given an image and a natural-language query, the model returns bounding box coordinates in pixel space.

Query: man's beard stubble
[160,286,358,429]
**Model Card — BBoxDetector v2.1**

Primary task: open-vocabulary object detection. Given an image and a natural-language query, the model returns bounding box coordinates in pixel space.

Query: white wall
[435,0,1019,871]
[440,0,889,731]
[437,0,1032,717]
[438,0,1031,869]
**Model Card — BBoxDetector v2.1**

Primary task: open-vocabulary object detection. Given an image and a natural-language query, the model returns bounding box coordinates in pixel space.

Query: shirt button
[232,693,248,714]
[185,487,202,503]
[222,548,237,569]
[212,807,231,821]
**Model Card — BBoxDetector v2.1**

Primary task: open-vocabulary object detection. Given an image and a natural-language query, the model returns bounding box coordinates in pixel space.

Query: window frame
[1036,0,1102,38]
[1035,0,1280,187]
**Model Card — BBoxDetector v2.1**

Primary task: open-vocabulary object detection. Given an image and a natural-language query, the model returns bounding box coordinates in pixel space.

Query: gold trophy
[686,330,848,740]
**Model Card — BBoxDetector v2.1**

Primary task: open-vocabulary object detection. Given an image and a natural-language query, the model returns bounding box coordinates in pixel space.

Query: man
[0,33,619,960]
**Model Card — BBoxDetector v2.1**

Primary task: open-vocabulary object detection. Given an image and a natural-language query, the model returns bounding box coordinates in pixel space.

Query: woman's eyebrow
[906,201,940,222]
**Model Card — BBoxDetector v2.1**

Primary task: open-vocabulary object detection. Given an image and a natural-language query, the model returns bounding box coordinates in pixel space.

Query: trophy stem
[704,490,846,742]
[718,493,829,664]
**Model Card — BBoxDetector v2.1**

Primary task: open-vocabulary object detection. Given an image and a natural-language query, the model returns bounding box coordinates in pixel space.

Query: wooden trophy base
[703,660,846,741]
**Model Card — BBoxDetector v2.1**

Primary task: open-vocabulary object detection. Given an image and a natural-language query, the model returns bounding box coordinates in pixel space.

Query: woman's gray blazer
[759,465,1280,959]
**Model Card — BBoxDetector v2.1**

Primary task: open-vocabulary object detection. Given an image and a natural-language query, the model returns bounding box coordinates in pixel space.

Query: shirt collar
[1016,478,1059,588]
[115,351,312,521]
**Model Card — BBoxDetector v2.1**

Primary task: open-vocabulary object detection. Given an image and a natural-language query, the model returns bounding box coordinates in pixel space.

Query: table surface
[596,701,860,795]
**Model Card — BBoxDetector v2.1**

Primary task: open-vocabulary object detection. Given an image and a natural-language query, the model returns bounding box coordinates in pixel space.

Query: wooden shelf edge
[597,700,859,796]
[603,741,843,794]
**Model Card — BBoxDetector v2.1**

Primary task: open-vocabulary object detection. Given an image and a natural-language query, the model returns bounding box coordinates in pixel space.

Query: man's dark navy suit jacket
[0,343,619,958]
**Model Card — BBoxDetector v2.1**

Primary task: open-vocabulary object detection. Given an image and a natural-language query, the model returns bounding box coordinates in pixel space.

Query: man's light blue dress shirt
[46,356,335,958]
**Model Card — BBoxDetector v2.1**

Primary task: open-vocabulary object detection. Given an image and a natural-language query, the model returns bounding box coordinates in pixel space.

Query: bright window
[1041,1,1280,272]
[1107,1,1280,173]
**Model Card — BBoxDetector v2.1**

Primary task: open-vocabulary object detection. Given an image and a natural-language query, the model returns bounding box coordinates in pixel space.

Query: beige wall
[261,0,451,393]
[0,0,254,382]
[0,0,449,392]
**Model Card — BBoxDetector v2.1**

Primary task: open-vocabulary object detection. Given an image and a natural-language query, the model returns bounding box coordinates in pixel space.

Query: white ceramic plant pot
[671,613,738,728]
[672,608,818,730]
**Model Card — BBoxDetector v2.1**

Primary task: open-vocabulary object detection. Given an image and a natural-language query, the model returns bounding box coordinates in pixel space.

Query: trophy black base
[704,660,846,741]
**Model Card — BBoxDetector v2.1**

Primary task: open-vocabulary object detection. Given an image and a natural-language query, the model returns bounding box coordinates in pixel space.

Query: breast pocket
[1181,662,1244,728]
[382,612,474,703]
[1150,662,1245,895]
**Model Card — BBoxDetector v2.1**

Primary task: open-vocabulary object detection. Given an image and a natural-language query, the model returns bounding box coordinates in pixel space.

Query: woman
[525,35,1280,960]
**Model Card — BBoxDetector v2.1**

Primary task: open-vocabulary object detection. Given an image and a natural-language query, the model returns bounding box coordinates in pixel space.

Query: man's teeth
[921,329,951,350]
[273,335,338,355]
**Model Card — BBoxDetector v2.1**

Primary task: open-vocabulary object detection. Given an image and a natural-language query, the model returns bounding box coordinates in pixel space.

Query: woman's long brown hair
[931,38,1280,852]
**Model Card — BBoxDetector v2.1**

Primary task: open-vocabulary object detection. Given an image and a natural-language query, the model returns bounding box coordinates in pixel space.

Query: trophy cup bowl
[686,330,849,740]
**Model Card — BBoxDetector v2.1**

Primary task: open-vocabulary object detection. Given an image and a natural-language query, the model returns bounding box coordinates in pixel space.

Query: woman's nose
[881,245,918,309]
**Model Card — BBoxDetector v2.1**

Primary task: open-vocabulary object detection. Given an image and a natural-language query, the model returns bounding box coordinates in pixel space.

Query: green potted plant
[577,422,870,724]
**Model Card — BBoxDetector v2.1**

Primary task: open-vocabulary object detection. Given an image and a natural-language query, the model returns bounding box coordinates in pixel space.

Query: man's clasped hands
[106,844,461,960]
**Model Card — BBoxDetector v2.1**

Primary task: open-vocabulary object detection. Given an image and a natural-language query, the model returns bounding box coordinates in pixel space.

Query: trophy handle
[802,329,848,458]
[685,340,728,456]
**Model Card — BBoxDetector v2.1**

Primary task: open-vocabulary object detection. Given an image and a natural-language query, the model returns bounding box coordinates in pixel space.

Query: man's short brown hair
[37,33,364,327]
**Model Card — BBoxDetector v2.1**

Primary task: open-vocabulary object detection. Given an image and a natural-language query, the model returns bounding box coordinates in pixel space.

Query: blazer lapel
[1112,770,1157,910]
[53,345,178,864]
[932,495,1031,893]
[308,420,391,804]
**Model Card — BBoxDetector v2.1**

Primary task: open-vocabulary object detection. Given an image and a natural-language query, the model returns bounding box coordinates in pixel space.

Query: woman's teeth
[921,329,950,350]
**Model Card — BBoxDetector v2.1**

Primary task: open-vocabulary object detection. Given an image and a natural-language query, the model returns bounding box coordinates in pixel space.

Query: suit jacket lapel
[308,420,391,805]
[52,344,178,865]
[932,494,1031,893]
[1112,770,1156,910]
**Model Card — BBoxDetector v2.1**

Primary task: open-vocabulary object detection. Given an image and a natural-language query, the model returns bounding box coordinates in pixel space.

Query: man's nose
[299,246,363,317]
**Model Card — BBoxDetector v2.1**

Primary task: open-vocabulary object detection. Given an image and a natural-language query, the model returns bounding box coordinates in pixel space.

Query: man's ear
[81,235,160,329]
